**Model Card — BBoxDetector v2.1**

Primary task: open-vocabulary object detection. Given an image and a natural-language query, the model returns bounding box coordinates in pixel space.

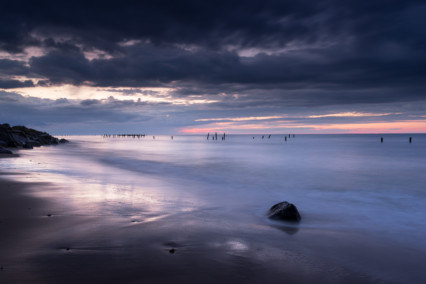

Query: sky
[1,0,425,134]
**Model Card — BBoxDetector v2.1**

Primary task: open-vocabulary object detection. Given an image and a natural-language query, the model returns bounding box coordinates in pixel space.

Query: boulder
[10,132,27,146]
[59,138,69,143]
[0,125,15,147]
[23,142,34,149]
[268,201,301,222]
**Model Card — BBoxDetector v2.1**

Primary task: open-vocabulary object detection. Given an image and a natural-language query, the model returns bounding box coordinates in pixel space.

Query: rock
[30,141,41,147]
[23,142,34,149]
[0,146,13,154]
[0,125,16,147]
[59,138,69,143]
[267,201,301,222]
[0,123,68,149]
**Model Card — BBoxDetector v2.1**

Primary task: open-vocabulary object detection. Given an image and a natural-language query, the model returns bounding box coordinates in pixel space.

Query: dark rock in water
[169,248,176,254]
[268,201,301,222]
[0,146,13,154]
[59,138,69,143]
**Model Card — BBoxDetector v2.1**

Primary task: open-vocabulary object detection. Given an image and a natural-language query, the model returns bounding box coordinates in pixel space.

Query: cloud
[0,91,160,133]
[13,42,424,109]
[1,1,426,133]
[80,99,99,106]
[195,115,288,122]
[306,112,401,118]
[0,79,34,88]
[0,59,30,75]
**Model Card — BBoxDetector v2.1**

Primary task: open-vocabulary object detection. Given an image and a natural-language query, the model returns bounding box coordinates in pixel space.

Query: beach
[1,135,426,283]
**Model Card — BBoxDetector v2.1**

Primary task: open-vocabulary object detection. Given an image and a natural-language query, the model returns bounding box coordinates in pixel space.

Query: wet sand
[0,174,385,284]
[1,142,426,284]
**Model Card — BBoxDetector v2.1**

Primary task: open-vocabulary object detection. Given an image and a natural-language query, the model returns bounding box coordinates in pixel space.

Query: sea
[1,134,426,283]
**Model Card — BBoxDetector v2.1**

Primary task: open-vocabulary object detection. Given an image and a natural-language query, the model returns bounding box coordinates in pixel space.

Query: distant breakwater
[101,133,299,142]
[103,134,146,138]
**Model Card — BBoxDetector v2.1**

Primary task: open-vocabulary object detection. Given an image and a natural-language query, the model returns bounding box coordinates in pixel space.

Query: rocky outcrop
[267,201,301,222]
[0,123,68,153]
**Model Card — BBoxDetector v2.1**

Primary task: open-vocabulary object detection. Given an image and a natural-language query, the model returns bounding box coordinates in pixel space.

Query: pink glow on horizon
[180,120,426,134]
[307,120,426,133]
[181,128,220,133]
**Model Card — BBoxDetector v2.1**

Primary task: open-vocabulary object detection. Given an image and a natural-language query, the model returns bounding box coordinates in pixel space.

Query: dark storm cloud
[29,45,241,86]
[30,51,91,85]
[0,59,35,88]
[27,42,426,97]
[0,0,327,52]
[0,79,34,88]
[2,0,424,51]
[1,0,426,107]
[0,59,30,75]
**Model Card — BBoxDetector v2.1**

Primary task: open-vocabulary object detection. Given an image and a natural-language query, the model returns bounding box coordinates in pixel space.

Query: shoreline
[0,174,381,284]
